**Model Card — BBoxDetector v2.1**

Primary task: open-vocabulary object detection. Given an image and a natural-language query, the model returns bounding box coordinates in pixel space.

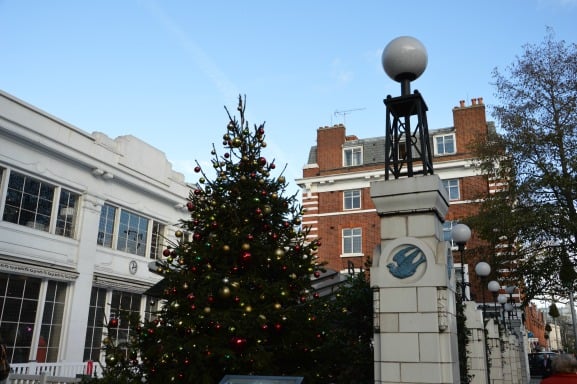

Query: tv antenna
[334,107,365,125]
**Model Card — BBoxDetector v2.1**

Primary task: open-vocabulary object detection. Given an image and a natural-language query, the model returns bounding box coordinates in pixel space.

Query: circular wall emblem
[386,244,426,280]
[129,260,138,275]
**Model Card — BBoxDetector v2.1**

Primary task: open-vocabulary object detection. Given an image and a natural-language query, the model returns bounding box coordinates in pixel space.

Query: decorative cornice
[0,258,78,281]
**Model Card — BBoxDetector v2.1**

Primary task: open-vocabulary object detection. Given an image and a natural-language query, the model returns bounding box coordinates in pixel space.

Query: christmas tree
[135,96,323,383]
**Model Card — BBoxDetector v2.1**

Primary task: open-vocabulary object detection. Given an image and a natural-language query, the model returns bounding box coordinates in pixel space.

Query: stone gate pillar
[370,175,460,384]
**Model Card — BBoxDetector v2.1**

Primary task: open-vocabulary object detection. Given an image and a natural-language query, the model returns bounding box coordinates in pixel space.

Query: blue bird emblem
[387,245,426,279]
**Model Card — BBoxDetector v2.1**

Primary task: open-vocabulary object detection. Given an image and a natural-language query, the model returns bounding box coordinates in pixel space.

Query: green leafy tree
[469,28,577,304]
[133,96,323,383]
[313,270,374,384]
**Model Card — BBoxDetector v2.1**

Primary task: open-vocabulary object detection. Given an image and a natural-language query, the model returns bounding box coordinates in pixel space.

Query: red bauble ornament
[187,293,195,301]
[230,336,248,352]
[300,296,307,303]
[259,157,267,165]
[208,295,215,303]
[163,248,171,257]
[313,292,320,299]
[109,318,119,328]
[274,323,282,331]
[314,271,321,278]
[187,202,194,211]
[193,233,202,241]
[241,251,251,262]
[194,166,201,173]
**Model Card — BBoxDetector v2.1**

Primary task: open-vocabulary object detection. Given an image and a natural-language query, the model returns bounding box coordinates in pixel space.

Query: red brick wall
[302,99,493,273]
[316,125,346,171]
[315,212,380,272]
[452,98,488,159]
[524,304,547,351]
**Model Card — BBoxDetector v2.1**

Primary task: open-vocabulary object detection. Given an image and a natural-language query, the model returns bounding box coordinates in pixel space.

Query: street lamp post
[488,280,501,322]
[505,285,517,332]
[452,223,471,300]
[475,261,491,384]
[497,294,508,327]
[504,303,514,331]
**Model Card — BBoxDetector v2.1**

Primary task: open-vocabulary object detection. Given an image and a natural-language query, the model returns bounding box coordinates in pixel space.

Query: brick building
[296,97,493,295]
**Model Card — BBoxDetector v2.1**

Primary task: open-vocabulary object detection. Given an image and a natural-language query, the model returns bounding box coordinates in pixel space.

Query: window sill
[340,253,364,258]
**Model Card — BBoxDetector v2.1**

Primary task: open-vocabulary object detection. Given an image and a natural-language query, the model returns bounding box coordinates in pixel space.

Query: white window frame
[434,133,456,156]
[343,146,362,167]
[342,227,362,256]
[97,203,166,258]
[442,179,460,201]
[343,189,361,210]
[84,287,147,362]
[2,169,79,238]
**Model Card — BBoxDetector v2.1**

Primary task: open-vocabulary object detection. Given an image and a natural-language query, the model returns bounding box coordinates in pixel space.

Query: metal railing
[8,362,102,379]
[7,373,82,384]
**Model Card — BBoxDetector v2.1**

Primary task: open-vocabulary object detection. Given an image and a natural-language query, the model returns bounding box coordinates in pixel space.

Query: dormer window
[343,146,362,166]
[434,134,456,155]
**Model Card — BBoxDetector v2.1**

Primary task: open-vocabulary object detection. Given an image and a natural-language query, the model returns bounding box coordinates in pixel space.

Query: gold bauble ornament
[241,243,251,251]
[274,303,282,310]
[219,286,231,298]
[175,230,183,238]
[245,305,252,313]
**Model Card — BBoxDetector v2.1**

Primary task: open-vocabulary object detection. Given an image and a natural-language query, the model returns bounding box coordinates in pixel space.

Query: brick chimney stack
[316,124,346,171]
[453,98,488,150]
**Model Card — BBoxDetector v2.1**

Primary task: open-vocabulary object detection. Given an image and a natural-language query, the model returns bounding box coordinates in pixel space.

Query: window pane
[0,274,42,363]
[40,281,67,362]
[150,221,165,260]
[343,228,362,254]
[117,210,149,256]
[98,204,116,248]
[344,190,361,210]
[3,172,54,231]
[436,137,444,154]
[444,136,455,153]
[442,179,460,200]
[84,287,107,361]
[56,189,79,238]
[344,147,362,166]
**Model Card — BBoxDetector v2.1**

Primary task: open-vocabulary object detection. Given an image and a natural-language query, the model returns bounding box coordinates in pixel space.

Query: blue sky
[1,1,576,197]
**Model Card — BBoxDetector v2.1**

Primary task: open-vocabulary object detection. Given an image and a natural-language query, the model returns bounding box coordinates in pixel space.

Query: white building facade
[0,90,190,367]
